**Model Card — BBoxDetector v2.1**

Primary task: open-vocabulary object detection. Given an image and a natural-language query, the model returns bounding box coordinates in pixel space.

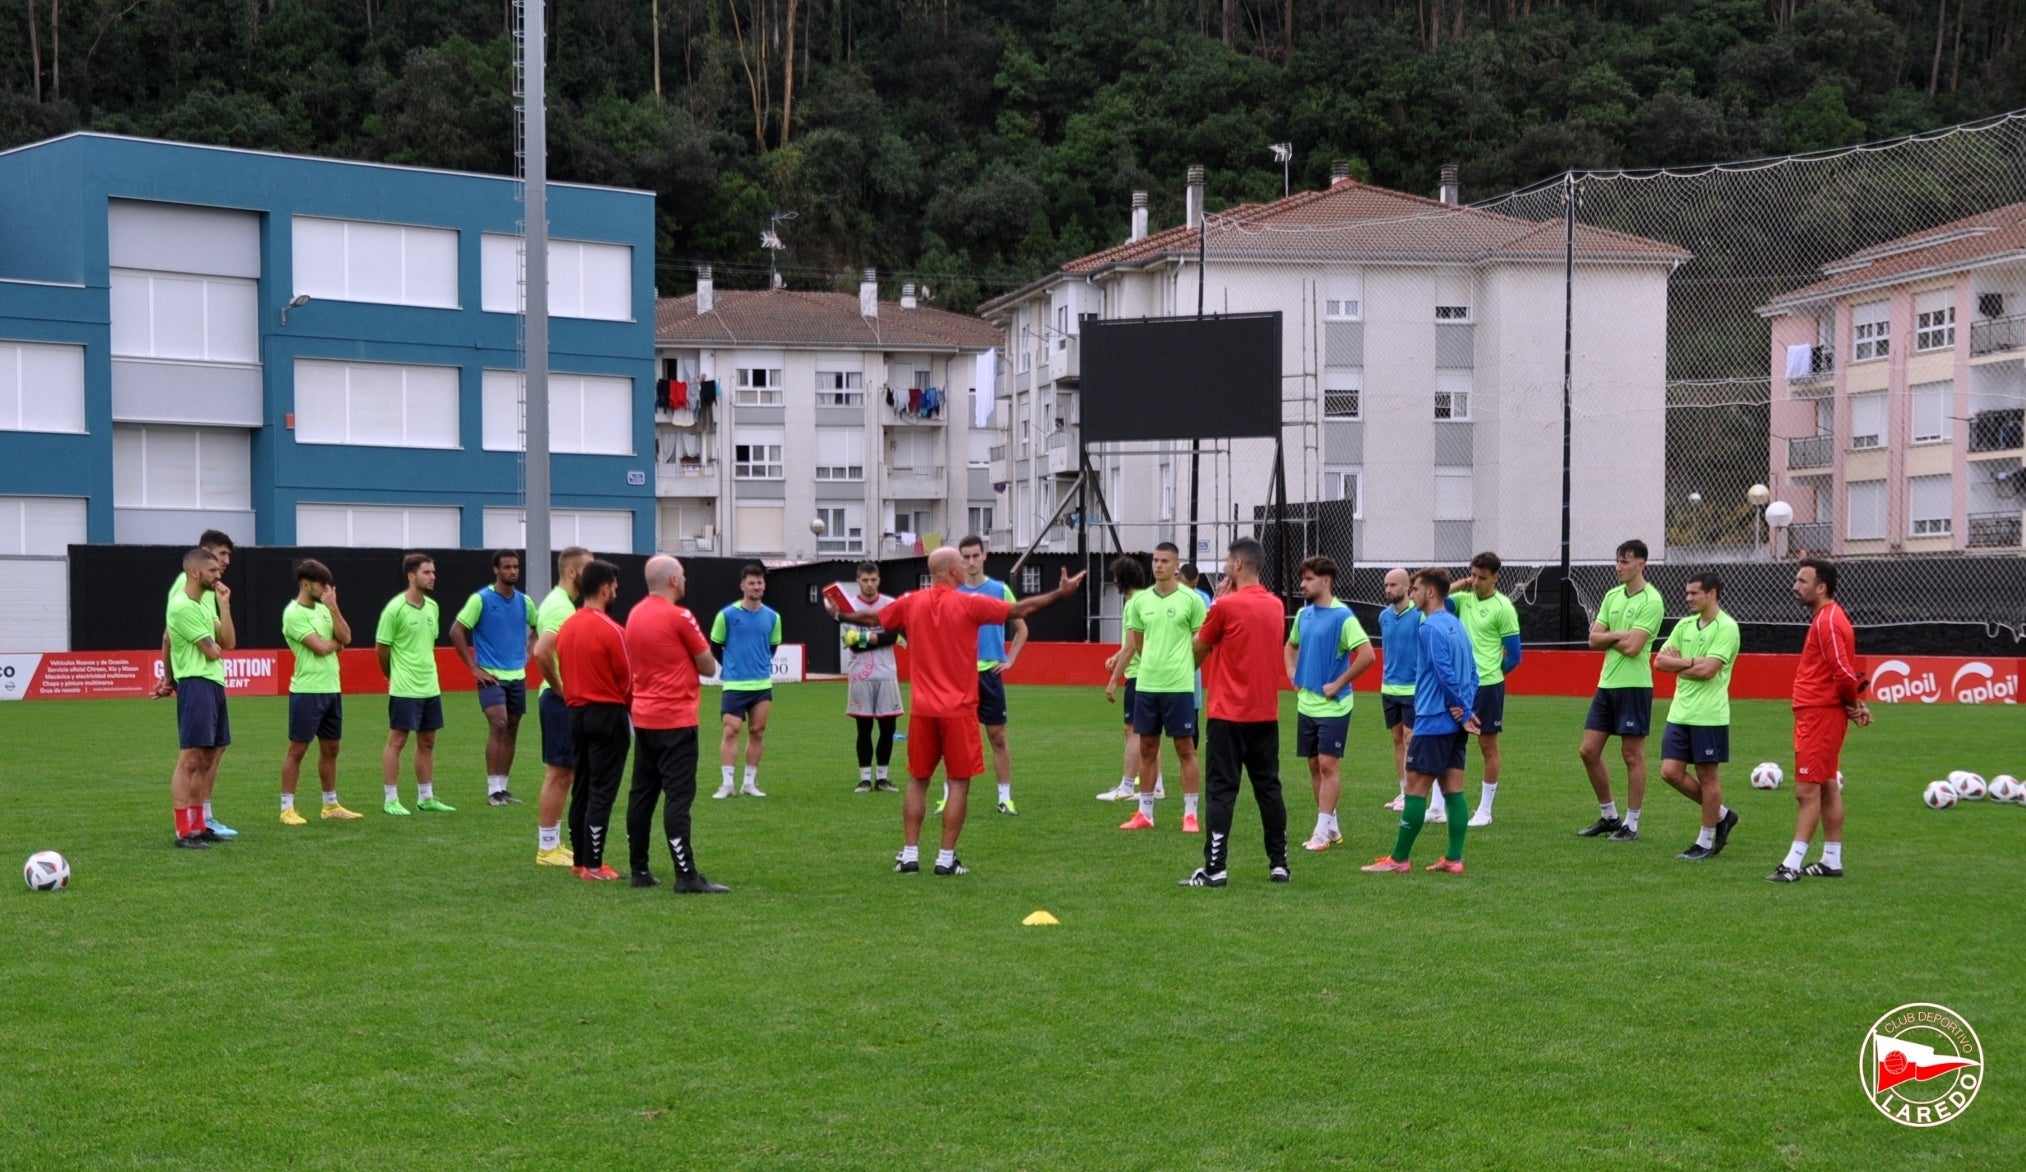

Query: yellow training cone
[1022,910,1060,926]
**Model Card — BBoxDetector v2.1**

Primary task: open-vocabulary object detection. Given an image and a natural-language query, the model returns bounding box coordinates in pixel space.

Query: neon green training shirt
[1124,584,1207,694]
[375,593,442,699]
[282,600,339,694]
[1595,583,1666,689]
[1661,611,1741,727]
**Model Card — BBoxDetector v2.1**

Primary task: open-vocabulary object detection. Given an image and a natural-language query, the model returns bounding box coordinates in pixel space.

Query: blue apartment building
[0,132,656,567]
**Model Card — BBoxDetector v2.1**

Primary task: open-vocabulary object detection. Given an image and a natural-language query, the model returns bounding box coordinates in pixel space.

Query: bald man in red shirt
[624,555,727,893]
[557,560,633,881]
[834,547,1085,876]
[1182,537,1292,888]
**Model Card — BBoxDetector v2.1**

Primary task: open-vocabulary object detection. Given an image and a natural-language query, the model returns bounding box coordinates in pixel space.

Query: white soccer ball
[1989,774,2023,803]
[1750,762,1783,790]
[22,850,68,891]
[1922,781,1958,810]
[1947,770,1987,800]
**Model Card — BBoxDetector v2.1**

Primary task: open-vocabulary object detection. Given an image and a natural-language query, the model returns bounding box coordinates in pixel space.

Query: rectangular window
[480,370,633,455]
[968,504,994,536]
[1323,368,1361,419]
[296,503,460,549]
[1851,300,1890,363]
[292,216,459,309]
[1909,474,1952,536]
[1433,468,1472,521]
[1435,268,1472,322]
[112,425,251,510]
[0,496,86,556]
[480,234,634,321]
[1914,289,1955,352]
[733,428,785,479]
[889,428,937,472]
[1911,380,1953,444]
[294,359,461,449]
[482,507,633,551]
[1846,479,1887,540]
[0,341,86,434]
[110,270,258,364]
[1160,461,1175,519]
[815,504,865,554]
[1435,370,1472,420]
[1324,270,1363,321]
[734,367,783,406]
[814,427,866,480]
[1021,565,1043,595]
[816,369,864,407]
[1849,391,1886,450]
[1324,465,1363,518]
[734,505,785,553]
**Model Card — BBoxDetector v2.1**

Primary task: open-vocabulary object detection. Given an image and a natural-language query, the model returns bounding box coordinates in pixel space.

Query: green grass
[1,688,2020,1169]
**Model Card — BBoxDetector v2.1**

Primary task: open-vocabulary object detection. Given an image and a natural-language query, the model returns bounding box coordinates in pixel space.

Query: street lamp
[1765,499,1794,560]
[1747,483,1771,554]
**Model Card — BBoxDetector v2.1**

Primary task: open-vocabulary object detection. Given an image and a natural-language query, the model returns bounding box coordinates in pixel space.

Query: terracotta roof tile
[656,290,1000,349]
[1759,202,2026,313]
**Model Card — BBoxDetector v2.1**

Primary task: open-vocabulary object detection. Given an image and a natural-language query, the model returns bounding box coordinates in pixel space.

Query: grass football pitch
[1,687,2018,1169]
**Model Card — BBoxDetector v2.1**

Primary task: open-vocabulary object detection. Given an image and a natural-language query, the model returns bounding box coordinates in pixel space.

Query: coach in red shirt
[833,546,1085,877]
[1768,558,1871,884]
[1182,537,1292,888]
[557,560,632,881]
[623,555,728,893]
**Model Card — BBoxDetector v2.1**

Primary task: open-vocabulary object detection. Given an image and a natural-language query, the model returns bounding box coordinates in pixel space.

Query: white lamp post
[1765,499,1794,560]
[1747,483,1771,555]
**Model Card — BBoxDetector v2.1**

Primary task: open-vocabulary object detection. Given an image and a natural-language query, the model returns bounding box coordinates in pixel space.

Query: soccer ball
[22,850,68,891]
[1947,770,1987,800]
[1989,774,2023,803]
[1750,762,1783,790]
[1922,781,1958,809]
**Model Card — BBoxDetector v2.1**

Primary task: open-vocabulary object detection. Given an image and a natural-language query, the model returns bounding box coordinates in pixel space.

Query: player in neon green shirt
[279,558,364,825]
[1654,571,1743,860]
[1098,555,1155,802]
[1447,551,1522,827]
[1106,543,1207,832]
[156,529,239,839]
[1577,539,1667,841]
[375,553,453,816]
[1283,556,1375,852]
[528,547,591,866]
[166,545,236,848]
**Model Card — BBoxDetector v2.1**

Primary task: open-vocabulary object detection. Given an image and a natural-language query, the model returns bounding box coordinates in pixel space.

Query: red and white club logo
[1863,1003,1984,1127]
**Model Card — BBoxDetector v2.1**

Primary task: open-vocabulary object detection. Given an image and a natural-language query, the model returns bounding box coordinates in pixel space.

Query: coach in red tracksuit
[1767,558,1871,884]
[558,559,632,881]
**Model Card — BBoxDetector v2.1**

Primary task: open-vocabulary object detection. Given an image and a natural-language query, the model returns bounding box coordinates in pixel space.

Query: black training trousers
[567,702,631,869]
[854,714,898,769]
[627,725,701,876]
[1203,718,1287,874]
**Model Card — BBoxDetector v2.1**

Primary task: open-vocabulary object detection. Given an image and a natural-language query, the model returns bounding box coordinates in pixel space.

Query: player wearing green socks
[1365,567,1480,875]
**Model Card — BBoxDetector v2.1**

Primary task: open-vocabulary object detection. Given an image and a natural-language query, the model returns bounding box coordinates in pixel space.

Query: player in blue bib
[1374,568,1420,812]
[711,564,782,798]
[450,550,539,806]
[954,535,1024,816]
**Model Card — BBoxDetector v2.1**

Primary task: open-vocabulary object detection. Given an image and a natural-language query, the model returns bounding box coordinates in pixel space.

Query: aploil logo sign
[1868,658,2020,705]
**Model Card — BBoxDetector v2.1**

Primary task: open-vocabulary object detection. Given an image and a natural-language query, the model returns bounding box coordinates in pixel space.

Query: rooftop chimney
[695,264,713,315]
[859,268,878,318]
[1439,163,1460,207]
[1130,191,1149,242]
[1330,159,1352,187]
[901,282,918,310]
[1184,166,1205,230]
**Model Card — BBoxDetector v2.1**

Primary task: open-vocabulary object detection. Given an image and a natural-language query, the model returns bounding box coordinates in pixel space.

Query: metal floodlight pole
[1557,169,1577,646]
[1189,208,1206,566]
[523,0,553,598]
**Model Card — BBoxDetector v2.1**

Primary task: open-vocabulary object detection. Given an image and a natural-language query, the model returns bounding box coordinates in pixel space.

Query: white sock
[899,844,919,863]
[1821,841,1842,868]
[1782,840,1809,871]
[1157,772,1166,789]
[539,824,561,851]
[202,800,214,821]
[1121,775,1135,789]
[935,849,955,868]
[487,775,507,795]
[1326,811,1339,833]
[322,790,338,807]
[743,765,758,789]
[721,765,735,789]
[1478,782,1497,814]
[1314,815,1330,837]
[1600,800,1619,821]
[1718,804,1731,821]
[1184,792,1199,816]
[280,793,295,811]
[1625,809,1641,832]
[384,784,400,804]
[876,766,889,781]
[1695,825,1716,849]
[1398,778,1408,797]
[941,782,950,803]
[418,782,435,802]
[860,766,872,782]
[1138,792,1156,818]
[998,782,1012,803]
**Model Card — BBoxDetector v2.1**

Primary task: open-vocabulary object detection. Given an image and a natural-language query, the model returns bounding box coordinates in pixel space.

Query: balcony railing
[1970,314,2026,356]
[1787,435,1834,469]
[1787,521,1833,554]
[988,444,1007,462]
[656,463,718,495]
[1787,346,1835,384]
[886,464,945,480]
[1968,408,2025,452]
[1967,511,2023,548]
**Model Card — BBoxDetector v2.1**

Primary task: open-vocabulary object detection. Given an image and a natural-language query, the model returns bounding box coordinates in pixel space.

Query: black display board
[1079,312,1282,443]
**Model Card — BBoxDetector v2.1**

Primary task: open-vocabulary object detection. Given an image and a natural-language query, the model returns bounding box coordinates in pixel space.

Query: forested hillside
[5,0,2023,307]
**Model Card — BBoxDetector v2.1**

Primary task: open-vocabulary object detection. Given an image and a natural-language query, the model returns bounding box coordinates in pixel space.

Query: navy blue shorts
[1472,682,1506,734]
[720,687,773,720]
[1661,721,1729,765]
[1382,694,1414,730]
[1296,712,1350,758]
[476,678,527,717]
[389,695,445,733]
[1584,687,1654,738]
[976,669,1008,726]
[1132,690,1197,739]
[1406,729,1468,777]
[176,678,230,750]
[1120,679,1138,727]
[287,692,342,744]
[539,688,573,767]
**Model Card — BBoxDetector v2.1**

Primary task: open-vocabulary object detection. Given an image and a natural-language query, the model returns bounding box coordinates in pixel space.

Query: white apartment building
[977,166,1689,566]
[653,270,999,560]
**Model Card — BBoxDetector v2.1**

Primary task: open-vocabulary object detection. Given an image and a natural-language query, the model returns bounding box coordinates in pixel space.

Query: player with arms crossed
[279,559,362,824]
[1652,572,1741,860]
[530,547,590,866]
[712,564,781,799]
[1768,558,1870,883]
[166,546,235,848]
[1364,567,1480,875]
[958,535,1025,816]
[840,561,903,794]
[449,549,538,806]
[155,530,238,838]
[1376,568,1419,812]
[623,556,728,892]
[1286,556,1376,852]
[1448,551,1521,827]
[1577,539,1666,841]
[833,549,1085,876]
[557,560,633,881]
[376,553,454,815]
[1107,543,1207,833]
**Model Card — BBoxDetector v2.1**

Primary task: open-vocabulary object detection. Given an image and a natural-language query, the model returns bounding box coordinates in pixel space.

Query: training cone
[1021,910,1060,926]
